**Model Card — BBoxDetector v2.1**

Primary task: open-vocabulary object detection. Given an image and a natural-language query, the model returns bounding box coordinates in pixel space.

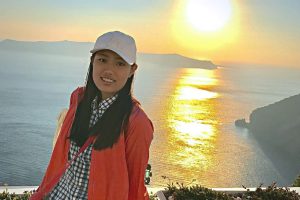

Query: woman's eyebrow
[96,53,123,61]
[96,53,108,57]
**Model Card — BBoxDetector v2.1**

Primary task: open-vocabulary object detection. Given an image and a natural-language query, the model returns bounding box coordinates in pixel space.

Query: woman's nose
[102,66,113,75]
[101,62,114,71]
[102,69,113,75]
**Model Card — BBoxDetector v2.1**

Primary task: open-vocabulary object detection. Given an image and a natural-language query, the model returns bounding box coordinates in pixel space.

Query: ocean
[0,50,300,187]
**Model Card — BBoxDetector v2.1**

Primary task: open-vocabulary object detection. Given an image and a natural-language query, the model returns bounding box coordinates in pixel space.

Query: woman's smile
[100,76,116,84]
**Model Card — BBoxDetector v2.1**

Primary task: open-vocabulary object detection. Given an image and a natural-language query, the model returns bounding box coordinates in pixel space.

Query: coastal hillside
[242,94,300,182]
[0,39,216,69]
[0,39,92,57]
[138,53,216,69]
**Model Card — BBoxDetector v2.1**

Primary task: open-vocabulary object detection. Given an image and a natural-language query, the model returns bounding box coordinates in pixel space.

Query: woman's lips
[101,77,115,83]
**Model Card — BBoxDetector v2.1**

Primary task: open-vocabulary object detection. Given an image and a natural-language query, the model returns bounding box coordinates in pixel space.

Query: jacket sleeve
[125,108,154,200]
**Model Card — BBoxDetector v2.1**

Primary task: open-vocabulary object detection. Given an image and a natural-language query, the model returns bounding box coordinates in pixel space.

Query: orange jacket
[37,87,154,200]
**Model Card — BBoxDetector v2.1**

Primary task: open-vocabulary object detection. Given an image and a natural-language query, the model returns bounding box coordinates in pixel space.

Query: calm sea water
[0,50,300,187]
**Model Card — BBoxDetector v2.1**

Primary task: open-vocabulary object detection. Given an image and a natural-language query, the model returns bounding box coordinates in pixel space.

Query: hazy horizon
[0,39,298,69]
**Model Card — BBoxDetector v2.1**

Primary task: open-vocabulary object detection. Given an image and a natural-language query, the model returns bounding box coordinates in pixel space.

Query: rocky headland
[236,93,300,183]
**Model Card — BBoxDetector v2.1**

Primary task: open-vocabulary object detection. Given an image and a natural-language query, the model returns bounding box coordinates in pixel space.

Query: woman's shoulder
[70,86,85,97]
[69,86,85,106]
[127,97,154,141]
[130,97,151,122]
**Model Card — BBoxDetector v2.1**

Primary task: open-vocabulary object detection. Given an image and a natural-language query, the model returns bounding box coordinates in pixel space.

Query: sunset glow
[166,68,219,170]
[186,0,232,32]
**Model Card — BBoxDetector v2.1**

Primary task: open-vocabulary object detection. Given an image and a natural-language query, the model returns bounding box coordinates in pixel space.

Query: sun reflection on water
[166,68,219,171]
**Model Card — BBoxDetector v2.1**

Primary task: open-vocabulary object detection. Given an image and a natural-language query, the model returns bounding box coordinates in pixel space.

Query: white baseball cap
[90,31,137,65]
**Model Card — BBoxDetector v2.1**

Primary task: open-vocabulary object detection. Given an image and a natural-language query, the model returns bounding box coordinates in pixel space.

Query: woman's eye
[98,58,105,62]
[117,62,126,66]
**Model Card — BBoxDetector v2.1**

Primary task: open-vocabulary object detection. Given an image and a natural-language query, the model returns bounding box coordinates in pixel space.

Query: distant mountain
[139,53,216,69]
[237,94,300,183]
[0,39,92,57]
[0,39,216,69]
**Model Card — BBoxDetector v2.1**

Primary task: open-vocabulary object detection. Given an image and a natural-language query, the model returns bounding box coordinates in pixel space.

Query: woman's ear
[129,63,138,77]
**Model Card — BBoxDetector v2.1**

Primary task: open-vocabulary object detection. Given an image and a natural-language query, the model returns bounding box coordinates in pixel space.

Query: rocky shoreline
[235,93,300,183]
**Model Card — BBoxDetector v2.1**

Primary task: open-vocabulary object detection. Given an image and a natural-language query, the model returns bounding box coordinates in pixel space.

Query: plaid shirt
[46,94,118,199]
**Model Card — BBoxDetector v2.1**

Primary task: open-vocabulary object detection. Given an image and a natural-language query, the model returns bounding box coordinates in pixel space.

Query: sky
[1,0,300,67]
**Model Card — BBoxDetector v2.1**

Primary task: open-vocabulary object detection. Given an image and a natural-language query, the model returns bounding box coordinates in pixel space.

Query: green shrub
[149,193,158,200]
[0,190,33,200]
[162,182,300,200]
[293,175,300,187]
[160,176,300,200]
[164,183,231,200]
[236,183,300,200]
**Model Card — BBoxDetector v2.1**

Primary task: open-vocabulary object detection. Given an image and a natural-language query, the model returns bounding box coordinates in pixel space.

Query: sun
[186,0,232,32]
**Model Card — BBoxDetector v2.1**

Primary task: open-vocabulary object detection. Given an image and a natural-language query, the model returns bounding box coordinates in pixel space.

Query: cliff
[246,93,300,182]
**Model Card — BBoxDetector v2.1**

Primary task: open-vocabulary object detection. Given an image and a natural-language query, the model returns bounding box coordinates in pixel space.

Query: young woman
[30,31,154,200]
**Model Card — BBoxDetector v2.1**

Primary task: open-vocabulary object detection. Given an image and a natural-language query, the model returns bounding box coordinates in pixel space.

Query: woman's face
[92,50,137,100]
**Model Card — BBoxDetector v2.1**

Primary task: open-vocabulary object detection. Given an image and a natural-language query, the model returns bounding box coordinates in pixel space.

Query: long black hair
[68,53,134,150]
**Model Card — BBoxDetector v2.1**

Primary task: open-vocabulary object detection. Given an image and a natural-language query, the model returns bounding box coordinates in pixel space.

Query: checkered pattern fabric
[89,95,118,127]
[45,94,118,200]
